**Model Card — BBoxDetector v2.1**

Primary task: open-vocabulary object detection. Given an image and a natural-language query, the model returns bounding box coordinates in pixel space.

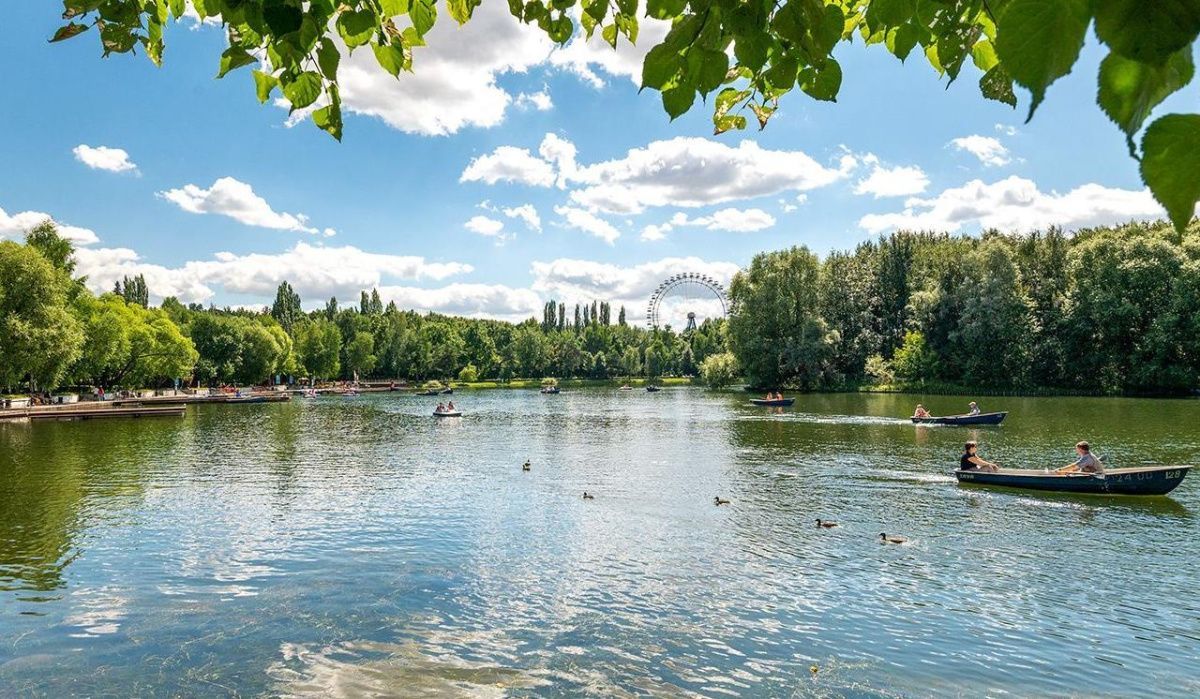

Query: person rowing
[1055,441,1104,475]
[436,402,446,413]
[446,400,455,411]
[960,441,999,472]
[913,404,931,418]
[967,401,981,416]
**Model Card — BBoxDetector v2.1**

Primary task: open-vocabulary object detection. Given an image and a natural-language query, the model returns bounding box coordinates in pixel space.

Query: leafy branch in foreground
[52,0,1200,229]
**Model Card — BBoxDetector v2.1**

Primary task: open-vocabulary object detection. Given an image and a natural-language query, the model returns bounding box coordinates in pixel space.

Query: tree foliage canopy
[52,0,1200,229]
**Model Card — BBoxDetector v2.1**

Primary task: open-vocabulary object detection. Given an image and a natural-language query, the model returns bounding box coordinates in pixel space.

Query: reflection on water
[1,390,1199,697]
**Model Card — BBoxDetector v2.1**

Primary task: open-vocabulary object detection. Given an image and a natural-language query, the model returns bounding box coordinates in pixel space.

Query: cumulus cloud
[280,3,552,136]
[73,144,138,173]
[0,206,99,244]
[853,155,929,198]
[515,89,553,111]
[641,208,776,240]
[158,177,323,234]
[502,204,542,232]
[461,146,556,186]
[464,215,510,243]
[550,17,671,87]
[376,283,542,322]
[858,176,1167,234]
[553,205,621,244]
[951,135,1011,167]
[75,241,472,304]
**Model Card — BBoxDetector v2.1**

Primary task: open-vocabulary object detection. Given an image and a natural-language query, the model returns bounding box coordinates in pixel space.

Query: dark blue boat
[646,385,661,393]
[750,398,795,407]
[913,411,1007,426]
[955,465,1191,495]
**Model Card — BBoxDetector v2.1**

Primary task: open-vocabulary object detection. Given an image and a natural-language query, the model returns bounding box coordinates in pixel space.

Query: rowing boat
[433,410,462,418]
[750,398,794,407]
[646,386,661,393]
[912,411,1007,426]
[954,465,1191,495]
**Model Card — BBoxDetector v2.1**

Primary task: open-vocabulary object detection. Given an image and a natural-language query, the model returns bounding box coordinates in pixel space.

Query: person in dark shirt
[960,441,999,472]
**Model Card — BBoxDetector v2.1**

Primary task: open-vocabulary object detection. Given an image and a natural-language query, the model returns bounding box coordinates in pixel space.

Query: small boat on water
[540,386,560,394]
[618,385,632,391]
[646,385,661,393]
[224,395,267,404]
[418,389,441,396]
[433,410,462,418]
[955,465,1191,495]
[440,388,454,395]
[750,398,794,407]
[913,411,1007,426]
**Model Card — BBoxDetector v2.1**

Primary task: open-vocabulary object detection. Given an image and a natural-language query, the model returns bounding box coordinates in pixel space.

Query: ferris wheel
[645,273,731,331]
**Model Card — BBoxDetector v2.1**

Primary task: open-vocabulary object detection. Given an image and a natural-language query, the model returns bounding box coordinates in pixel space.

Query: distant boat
[955,465,1191,495]
[440,388,454,395]
[433,410,462,418]
[224,395,266,404]
[750,398,794,407]
[912,411,1007,426]
[618,385,632,391]
[646,385,661,393]
[540,386,560,394]
[418,389,441,396]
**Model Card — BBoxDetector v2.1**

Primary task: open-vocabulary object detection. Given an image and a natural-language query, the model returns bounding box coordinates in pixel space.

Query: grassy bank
[822,381,1199,398]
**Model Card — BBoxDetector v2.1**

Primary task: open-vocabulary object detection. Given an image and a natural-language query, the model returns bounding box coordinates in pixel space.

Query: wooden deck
[1,404,186,421]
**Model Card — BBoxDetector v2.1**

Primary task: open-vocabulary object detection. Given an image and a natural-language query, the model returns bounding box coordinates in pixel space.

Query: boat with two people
[433,400,462,418]
[912,401,1006,426]
[954,440,1191,495]
[540,386,560,394]
[750,391,794,407]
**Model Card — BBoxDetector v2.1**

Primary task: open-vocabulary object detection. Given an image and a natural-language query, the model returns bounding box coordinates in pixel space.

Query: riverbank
[455,377,698,390]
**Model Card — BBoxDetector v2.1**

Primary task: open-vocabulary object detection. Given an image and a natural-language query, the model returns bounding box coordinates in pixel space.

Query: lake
[2,389,1199,697]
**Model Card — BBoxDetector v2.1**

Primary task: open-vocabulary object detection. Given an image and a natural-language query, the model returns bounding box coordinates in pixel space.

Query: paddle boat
[955,465,1191,495]
[646,385,661,393]
[618,385,632,391]
[912,411,1007,426]
[433,409,462,418]
[750,397,795,407]
[540,386,560,394]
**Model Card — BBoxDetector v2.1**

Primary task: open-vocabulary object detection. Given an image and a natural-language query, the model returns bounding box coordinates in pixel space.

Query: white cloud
[158,177,321,233]
[0,206,99,245]
[859,176,1167,234]
[644,208,777,240]
[640,223,670,241]
[515,89,553,111]
[286,3,553,136]
[550,18,672,87]
[464,215,510,244]
[553,205,621,244]
[72,145,138,173]
[502,204,542,232]
[376,283,542,322]
[995,123,1018,136]
[74,241,472,305]
[538,133,579,186]
[854,155,929,198]
[951,135,1011,167]
[460,146,556,187]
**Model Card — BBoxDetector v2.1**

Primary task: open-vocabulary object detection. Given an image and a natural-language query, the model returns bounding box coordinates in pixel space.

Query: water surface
[2,390,1198,696]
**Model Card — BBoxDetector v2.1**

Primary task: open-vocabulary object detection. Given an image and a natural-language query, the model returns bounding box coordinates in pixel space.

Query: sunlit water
[2,389,1199,697]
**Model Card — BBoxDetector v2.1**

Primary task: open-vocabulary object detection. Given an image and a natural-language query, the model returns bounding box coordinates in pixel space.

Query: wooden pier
[1,404,186,421]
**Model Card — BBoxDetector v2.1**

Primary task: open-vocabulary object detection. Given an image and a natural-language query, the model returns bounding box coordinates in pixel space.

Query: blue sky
[0,3,1187,322]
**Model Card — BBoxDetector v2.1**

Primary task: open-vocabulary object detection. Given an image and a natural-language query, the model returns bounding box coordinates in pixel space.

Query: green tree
[295,319,341,380]
[25,220,77,276]
[892,331,939,383]
[954,239,1034,387]
[270,281,303,333]
[699,351,740,389]
[0,240,83,391]
[458,363,479,383]
[344,330,378,378]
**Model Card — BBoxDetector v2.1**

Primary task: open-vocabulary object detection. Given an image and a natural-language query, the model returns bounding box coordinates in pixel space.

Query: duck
[815,519,838,528]
[582,491,594,500]
[521,460,531,472]
[714,496,730,506]
[880,532,907,544]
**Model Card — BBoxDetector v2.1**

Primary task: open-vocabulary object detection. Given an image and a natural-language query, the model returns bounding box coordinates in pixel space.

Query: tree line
[0,222,726,392]
[728,219,1200,394]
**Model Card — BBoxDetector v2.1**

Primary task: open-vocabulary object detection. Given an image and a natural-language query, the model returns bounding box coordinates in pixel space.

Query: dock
[1,404,186,421]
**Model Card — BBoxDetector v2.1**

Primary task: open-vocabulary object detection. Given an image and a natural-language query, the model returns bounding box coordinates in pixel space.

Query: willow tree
[50,1,1200,229]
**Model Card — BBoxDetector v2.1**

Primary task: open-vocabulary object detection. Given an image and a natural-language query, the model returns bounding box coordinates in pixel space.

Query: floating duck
[582,492,594,500]
[522,460,531,472]
[815,519,838,528]
[714,496,730,506]
[880,532,907,544]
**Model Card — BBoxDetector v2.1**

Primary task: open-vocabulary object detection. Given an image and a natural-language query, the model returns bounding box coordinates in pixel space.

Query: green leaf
[1099,49,1194,154]
[372,40,408,77]
[1140,114,1200,231]
[411,0,437,37]
[714,87,750,119]
[282,71,323,109]
[687,48,729,96]
[647,0,687,20]
[799,58,842,101]
[995,0,1091,119]
[217,47,257,78]
[252,70,279,103]
[714,114,748,134]
[316,38,341,79]
[1094,0,1200,66]
[887,24,921,62]
[970,39,999,73]
[733,33,768,71]
[168,0,186,20]
[263,1,304,35]
[447,0,481,24]
[867,0,915,29]
[313,86,343,141]
[662,83,696,119]
[642,42,681,90]
[602,23,618,49]
[336,9,376,48]
[50,23,90,43]
[980,64,1017,107]
[380,0,410,16]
